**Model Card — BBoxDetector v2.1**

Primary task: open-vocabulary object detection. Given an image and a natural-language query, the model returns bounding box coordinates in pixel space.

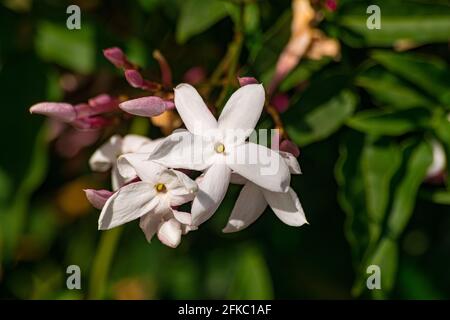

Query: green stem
[88,227,123,299]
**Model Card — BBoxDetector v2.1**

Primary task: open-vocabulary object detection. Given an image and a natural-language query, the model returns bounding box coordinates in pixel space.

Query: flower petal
[174,83,217,135]
[191,163,231,226]
[148,130,216,171]
[139,212,164,243]
[164,170,198,206]
[84,189,113,210]
[117,153,165,183]
[121,134,152,153]
[89,135,123,172]
[171,208,192,225]
[111,165,126,191]
[222,182,267,233]
[98,181,158,230]
[157,218,182,248]
[226,142,290,192]
[218,84,265,144]
[262,187,308,226]
[230,173,247,185]
[279,151,302,174]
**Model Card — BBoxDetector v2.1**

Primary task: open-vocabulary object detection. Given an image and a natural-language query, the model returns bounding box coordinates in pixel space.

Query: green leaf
[338,0,450,47]
[35,21,95,74]
[284,72,357,146]
[388,140,433,238]
[176,0,231,44]
[287,90,356,146]
[372,51,450,106]
[367,237,398,298]
[347,107,431,136]
[356,66,434,109]
[362,137,402,224]
[335,131,371,265]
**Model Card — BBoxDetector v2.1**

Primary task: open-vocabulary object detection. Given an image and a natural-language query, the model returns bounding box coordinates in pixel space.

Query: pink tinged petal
[117,153,165,183]
[226,142,290,193]
[121,134,152,154]
[238,76,258,87]
[222,182,267,233]
[262,187,308,227]
[279,151,302,174]
[279,139,300,157]
[139,212,164,243]
[157,218,182,248]
[148,130,216,171]
[271,93,290,113]
[183,66,206,85]
[174,83,218,135]
[119,96,167,117]
[98,181,158,230]
[29,102,76,122]
[191,163,231,226]
[89,135,123,172]
[164,100,175,110]
[218,84,265,144]
[84,189,113,210]
[171,208,192,225]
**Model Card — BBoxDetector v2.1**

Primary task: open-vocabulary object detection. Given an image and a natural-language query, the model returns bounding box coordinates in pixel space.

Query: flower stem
[88,227,123,299]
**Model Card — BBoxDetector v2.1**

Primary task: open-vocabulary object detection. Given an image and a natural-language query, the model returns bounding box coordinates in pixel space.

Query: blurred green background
[1,0,450,299]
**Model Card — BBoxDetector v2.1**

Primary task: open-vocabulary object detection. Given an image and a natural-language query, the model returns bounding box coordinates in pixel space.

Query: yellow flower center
[155,183,166,192]
[215,143,225,153]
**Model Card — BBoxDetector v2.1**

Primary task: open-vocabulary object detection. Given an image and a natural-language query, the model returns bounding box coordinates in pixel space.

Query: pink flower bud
[119,96,167,117]
[183,66,206,85]
[280,139,300,158]
[84,189,113,209]
[29,102,77,122]
[103,47,128,68]
[124,69,145,88]
[73,116,112,131]
[164,100,175,110]
[88,94,113,107]
[271,93,290,113]
[238,77,258,87]
[325,0,338,12]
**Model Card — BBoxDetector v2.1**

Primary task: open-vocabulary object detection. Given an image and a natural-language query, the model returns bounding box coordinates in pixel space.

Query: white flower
[98,159,198,248]
[223,151,307,233]
[148,83,291,226]
[89,134,158,190]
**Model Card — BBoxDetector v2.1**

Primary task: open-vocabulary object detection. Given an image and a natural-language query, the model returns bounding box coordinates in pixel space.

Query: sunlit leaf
[35,21,95,74]
[338,0,450,47]
[176,0,231,44]
[372,51,450,106]
[347,107,431,136]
